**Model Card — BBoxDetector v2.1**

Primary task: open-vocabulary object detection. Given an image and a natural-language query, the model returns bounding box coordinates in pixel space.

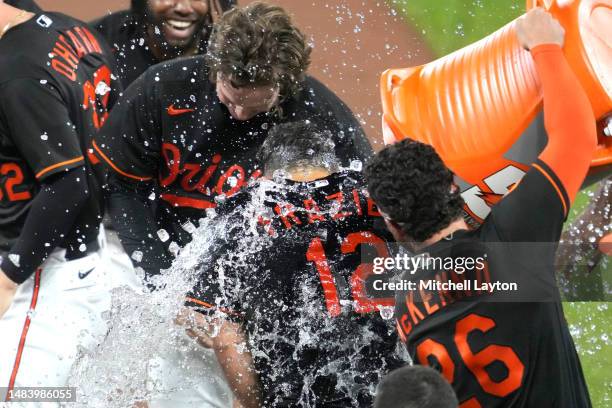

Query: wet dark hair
[257,121,338,177]
[365,139,465,242]
[374,365,459,408]
[206,1,312,101]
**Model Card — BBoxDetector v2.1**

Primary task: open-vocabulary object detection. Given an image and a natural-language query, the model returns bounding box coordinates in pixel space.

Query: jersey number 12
[306,231,394,317]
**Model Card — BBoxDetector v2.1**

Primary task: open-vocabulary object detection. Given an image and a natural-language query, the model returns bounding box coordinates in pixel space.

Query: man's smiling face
[146,0,209,49]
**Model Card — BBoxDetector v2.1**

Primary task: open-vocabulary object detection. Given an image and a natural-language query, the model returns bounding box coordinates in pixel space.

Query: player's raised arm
[491,8,597,243]
[517,8,597,206]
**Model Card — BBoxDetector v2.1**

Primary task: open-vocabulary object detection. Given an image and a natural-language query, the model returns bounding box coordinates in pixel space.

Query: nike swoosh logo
[167,104,195,116]
[78,267,95,280]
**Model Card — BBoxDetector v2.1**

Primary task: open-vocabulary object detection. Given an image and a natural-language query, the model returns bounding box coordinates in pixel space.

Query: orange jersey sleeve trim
[35,156,84,179]
[531,44,597,204]
[532,162,568,217]
[186,297,215,309]
[185,296,241,318]
[160,193,215,210]
[92,140,153,182]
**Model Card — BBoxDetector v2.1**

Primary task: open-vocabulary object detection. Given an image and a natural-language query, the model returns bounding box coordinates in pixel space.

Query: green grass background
[388,0,611,405]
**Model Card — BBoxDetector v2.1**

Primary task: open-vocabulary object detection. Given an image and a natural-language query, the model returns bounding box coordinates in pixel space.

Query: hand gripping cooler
[380,0,611,224]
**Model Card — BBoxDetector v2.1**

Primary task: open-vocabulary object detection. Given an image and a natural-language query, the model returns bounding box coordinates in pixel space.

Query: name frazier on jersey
[257,187,382,236]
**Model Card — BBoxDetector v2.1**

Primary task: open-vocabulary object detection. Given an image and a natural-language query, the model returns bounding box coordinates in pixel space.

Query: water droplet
[378,305,394,320]
[8,253,20,267]
[350,160,363,172]
[157,229,170,242]
[168,242,180,257]
[181,221,197,234]
[131,251,143,263]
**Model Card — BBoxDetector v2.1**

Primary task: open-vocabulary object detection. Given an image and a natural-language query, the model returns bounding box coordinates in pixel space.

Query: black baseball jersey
[393,160,591,407]
[188,170,402,407]
[91,10,206,89]
[92,0,237,88]
[0,13,120,254]
[95,56,373,249]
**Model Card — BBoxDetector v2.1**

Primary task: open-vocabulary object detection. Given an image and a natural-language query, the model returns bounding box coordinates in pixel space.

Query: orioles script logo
[159,143,262,208]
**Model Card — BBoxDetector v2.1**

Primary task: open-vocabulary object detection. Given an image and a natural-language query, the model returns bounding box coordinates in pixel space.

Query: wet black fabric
[105,173,173,279]
[0,12,120,281]
[92,10,210,89]
[1,167,90,283]
[189,171,403,407]
[96,56,373,276]
[394,163,591,407]
[91,0,237,88]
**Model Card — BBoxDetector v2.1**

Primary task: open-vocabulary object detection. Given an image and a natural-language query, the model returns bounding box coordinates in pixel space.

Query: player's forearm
[213,322,262,408]
[106,176,172,279]
[532,44,597,203]
[0,167,90,284]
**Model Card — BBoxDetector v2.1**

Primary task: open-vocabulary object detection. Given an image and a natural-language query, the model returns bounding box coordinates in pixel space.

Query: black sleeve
[93,69,161,182]
[1,167,90,284]
[186,249,243,318]
[491,159,569,243]
[303,77,373,165]
[0,79,85,181]
[5,0,42,13]
[185,214,247,318]
[106,173,172,279]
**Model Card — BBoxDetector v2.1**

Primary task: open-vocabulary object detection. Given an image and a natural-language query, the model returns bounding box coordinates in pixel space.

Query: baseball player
[0,2,130,403]
[365,9,595,407]
[184,121,402,407]
[93,0,237,88]
[94,2,373,278]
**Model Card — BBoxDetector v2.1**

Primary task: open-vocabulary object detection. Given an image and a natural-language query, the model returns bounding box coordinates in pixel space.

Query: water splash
[70,216,231,408]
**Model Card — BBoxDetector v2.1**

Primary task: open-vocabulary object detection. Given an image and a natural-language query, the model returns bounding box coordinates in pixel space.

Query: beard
[143,6,210,59]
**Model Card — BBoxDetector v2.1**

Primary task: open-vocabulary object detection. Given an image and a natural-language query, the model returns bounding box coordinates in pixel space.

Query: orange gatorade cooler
[380,0,611,225]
